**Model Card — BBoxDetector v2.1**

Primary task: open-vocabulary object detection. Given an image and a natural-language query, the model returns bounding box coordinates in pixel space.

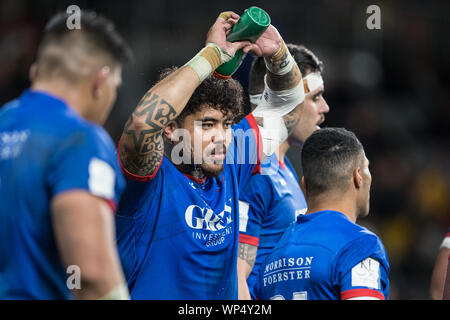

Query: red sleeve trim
[341,289,385,300]
[239,234,260,247]
[245,113,262,175]
[104,199,117,213]
[117,137,162,182]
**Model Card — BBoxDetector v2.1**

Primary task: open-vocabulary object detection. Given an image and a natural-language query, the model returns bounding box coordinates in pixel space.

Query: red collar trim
[183,173,207,184]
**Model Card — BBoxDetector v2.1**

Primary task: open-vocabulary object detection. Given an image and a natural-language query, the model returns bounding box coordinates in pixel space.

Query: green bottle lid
[214,7,271,79]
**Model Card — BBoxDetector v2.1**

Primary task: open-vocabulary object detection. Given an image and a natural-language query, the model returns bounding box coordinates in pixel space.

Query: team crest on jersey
[185,198,234,247]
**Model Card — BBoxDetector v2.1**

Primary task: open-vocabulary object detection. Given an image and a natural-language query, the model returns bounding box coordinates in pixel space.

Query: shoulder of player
[333,222,387,266]
[49,117,117,164]
[334,215,380,245]
[304,212,380,253]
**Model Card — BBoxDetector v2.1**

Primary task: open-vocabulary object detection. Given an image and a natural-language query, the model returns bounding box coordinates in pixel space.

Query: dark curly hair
[158,66,244,125]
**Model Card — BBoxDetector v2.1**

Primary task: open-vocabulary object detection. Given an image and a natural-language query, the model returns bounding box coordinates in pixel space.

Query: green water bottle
[213,7,271,79]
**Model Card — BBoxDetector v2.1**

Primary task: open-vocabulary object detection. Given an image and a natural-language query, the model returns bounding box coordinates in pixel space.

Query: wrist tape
[97,283,130,300]
[253,75,305,117]
[252,76,305,158]
[264,40,296,76]
[184,43,233,82]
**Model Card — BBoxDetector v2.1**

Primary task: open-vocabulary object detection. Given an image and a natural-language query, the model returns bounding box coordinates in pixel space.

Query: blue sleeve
[46,125,124,208]
[228,113,262,189]
[333,234,390,300]
[238,174,273,246]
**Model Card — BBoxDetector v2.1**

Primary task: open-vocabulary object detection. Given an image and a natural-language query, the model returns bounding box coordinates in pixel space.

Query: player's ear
[353,167,363,189]
[300,176,306,194]
[92,66,110,100]
[29,63,37,82]
[163,121,179,142]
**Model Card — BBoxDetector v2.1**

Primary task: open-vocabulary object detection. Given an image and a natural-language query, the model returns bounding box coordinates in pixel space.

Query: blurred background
[0,0,448,299]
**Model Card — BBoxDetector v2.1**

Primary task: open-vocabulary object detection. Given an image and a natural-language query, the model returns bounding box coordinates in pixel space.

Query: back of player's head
[34,10,132,83]
[158,66,244,125]
[248,43,323,95]
[301,127,364,198]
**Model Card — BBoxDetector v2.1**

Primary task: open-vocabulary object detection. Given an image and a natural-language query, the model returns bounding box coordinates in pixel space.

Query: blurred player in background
[115,11,306,299]
[255,128,390,300]
[443,255,450,300]
[0,11,132,299]
[238,44,329,299]
[430,227,450,299]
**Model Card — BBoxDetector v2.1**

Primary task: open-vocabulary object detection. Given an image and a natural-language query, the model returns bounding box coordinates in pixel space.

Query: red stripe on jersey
[104,199,117,213]
[245,113,263,175]
[341,288,385,300]
[117,137,162,182]
[183,173,207,184]
[239,234,260,247]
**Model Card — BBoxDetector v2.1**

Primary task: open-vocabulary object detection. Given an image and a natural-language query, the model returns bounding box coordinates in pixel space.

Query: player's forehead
[189,104,233,122]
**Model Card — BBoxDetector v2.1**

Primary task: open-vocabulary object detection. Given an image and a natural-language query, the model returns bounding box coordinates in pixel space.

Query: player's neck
[31,80,88,119]
[305,193,358,223]
[277,140,290,165]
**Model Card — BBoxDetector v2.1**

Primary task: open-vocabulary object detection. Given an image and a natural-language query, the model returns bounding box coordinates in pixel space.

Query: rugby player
[255,128,390,300]
[0,11,132,299]
[237,44,329,299]
[115,11,305,299]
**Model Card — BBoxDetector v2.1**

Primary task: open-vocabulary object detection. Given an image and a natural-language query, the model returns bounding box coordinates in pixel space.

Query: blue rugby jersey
[238,153,307,298]
[255,210,390,300]
[115,113,262,299]
[0,90,125,299]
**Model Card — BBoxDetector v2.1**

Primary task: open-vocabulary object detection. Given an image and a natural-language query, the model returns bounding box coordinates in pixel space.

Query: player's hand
[205,11,253,58]
[243,24,282,57]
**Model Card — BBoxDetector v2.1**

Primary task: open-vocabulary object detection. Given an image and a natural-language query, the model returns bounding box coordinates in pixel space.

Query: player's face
[182,106,233,177]
[91,65,122,125]
[357,154,372,218]
[288,85,329,146]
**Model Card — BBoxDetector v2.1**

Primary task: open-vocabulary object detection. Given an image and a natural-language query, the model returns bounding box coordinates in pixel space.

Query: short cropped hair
[35,10,132,82]
[301,127,364,197]
[248,43,323,95]
[159,66,244,124]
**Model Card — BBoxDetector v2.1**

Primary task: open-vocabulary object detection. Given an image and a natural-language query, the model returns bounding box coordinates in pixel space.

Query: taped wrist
[264,40,296,76]
[184,43,233,82]
[252,77,305,159]
[97,283,130,300]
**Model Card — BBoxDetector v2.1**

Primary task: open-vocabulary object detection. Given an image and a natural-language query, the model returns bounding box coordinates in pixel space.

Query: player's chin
[201,161,225,178]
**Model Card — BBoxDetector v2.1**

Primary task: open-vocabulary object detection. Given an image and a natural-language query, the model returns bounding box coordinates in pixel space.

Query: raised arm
[119,12,252,177]
[247,26,304,157]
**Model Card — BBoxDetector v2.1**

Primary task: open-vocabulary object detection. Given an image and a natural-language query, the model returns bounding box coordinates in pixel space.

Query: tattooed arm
[247,25,303,137]
[237,242,258,300]
[119,12,252,177]
[119,67,199,177]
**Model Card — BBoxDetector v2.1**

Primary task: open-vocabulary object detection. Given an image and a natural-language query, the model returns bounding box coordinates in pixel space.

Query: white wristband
[264,44,295,76]
[97,283,130,300]
[184,43,233,82]
[441,236,450,249]
[249,93,262,106]
[253,75,305,117]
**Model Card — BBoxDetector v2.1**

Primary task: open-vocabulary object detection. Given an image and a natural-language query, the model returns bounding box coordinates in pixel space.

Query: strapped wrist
[184,43,232,82]
[264,40,295,76]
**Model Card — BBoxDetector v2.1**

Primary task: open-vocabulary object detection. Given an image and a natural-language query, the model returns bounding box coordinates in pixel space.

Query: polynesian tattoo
[120,91,177,176]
